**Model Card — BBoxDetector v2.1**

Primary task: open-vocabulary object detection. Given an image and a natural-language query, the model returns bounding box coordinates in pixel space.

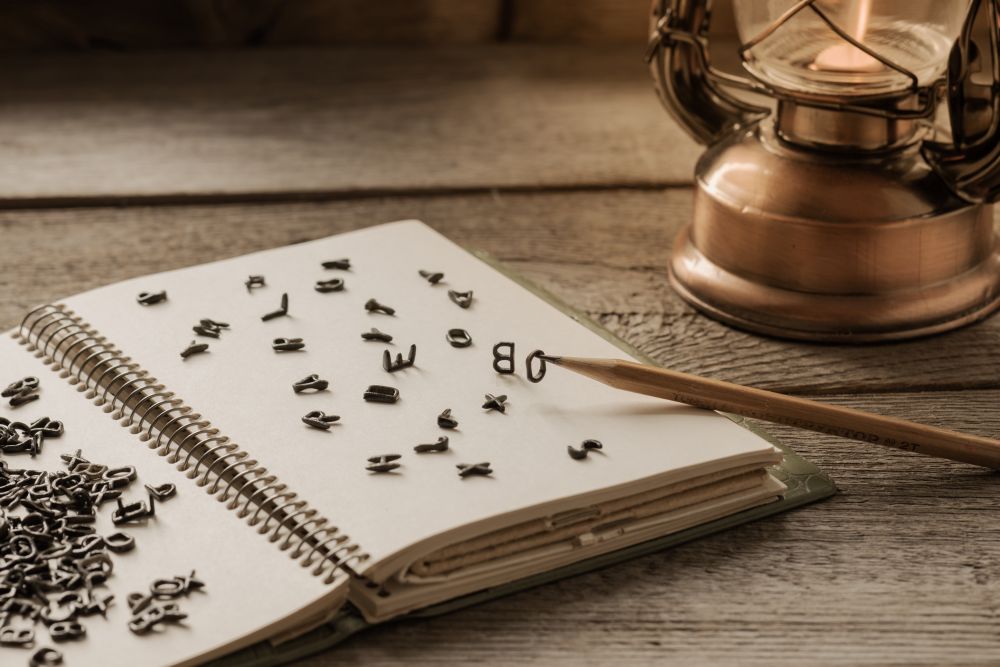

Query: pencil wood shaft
[551,357,1000,469]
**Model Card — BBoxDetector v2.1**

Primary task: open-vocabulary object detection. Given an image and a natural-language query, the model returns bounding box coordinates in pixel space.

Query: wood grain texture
[0,45,700,205]
[4,195,1000,663]
[291,390,1000,666]
[2,189,1000,397]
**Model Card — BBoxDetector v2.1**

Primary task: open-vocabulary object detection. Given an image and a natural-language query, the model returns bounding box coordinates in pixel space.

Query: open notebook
[1,220,834,666]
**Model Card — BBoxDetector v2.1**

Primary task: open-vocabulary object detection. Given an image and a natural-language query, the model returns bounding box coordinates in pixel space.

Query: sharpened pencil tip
[539,354,562,364]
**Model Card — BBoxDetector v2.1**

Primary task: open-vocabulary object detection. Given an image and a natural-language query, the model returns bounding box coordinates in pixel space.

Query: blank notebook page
[59,220,779,578]
[0,334,339,667]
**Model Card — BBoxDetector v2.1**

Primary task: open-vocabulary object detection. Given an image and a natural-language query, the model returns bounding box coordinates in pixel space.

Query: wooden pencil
[541,355,1000,469]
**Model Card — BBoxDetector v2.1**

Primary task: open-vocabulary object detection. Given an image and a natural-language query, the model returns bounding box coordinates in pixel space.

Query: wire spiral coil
[15,303,370,584]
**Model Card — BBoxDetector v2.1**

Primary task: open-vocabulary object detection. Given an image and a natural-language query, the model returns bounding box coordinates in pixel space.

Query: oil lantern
[647,0,1000,341]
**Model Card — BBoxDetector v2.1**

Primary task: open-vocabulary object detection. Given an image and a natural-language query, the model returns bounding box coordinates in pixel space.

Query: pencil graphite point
[538,354,562,364]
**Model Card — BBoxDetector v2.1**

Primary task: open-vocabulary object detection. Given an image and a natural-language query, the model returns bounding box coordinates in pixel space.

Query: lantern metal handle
[645,0,769,145]
[923,0,1000,204]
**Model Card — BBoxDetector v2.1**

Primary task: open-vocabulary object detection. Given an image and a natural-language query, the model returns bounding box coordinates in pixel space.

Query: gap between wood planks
[0,181,686,212]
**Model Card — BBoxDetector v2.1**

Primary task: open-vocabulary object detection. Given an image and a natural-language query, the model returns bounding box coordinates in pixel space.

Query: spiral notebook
[1,220,833,666]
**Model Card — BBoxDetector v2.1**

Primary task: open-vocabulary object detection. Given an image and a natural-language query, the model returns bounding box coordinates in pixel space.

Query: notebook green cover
[206,248,836,667]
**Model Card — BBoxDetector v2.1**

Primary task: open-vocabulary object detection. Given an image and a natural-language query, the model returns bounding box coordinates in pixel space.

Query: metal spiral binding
[15,303,371,583]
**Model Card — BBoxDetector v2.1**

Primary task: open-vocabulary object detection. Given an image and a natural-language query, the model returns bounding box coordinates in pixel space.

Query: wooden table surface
[3,45,999,666]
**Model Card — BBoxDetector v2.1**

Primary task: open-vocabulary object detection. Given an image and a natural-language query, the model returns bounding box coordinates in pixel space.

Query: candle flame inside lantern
[810,0,884,73]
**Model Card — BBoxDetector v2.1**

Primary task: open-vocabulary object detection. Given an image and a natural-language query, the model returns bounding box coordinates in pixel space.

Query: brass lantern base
[669,125,1000,342]
[671,225,1000,342]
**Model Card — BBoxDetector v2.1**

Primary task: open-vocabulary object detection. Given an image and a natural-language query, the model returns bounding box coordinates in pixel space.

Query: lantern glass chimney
[734,0,966,97]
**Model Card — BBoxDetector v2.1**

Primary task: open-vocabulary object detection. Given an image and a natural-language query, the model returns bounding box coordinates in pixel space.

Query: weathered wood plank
[293,389,1000,666]
[0,45,700,205]
[2,189,1000,395]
